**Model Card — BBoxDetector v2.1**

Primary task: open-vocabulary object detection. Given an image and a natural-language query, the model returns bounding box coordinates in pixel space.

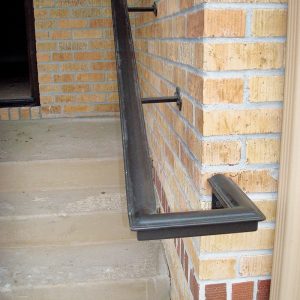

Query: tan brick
[71,8,103,18]
[40,95,54,104]
[0,108,9,121]
[90,18,112,27]
[10,108,20,120]
[198,258,236,280]
[252,10,287,37]
[194,43,204,69]
[61,62,89,72]
[187,10,204,37]
[34,9,48,19]
[94,82,117,92]
[62,84,90,93]
[38,74,52,83]
[199,170,278,195]
[55,95,73,103]
[35,20,55,30]
[41,105,62,115]
[254,200,276,222]
[106,71,117,81]
[240,254,272,277]
[95,104,119,112]
[204,10,246,37]
[74,52,102,60]
[34,0,55,8]
[187,72,204,101]
[49,9,69,18]
[73,29,102,39]
[202,109,282,136]
[202,141,241,165]
[58,41,88,51]
[182,97,193,125]
[180,0,194,10]
[172,16,186,38]
[36,53,50,62]
[249,76,284,102]
[246,138,280,163]
[52,52,73,61]
[39,84,62,94]
[36,31,49,40]
[76,94,106,102]
[195,107,204,134]
[187,130,202,161]
[20,108,31,120]
[38,64,59,73]
[168,0,181,15]
[203,43,285,71]
[201,228,275,252]
[53,74,74,83]
[30,107,41,120]
[36,42,57,52]
[203,78,244,104]
[64,105,92,113]
[92,61,115,70]
[76,73,105,82]
[58,19,87,29]
[51,30,72,39]
[89,40,114,50]
[178,42,194,65]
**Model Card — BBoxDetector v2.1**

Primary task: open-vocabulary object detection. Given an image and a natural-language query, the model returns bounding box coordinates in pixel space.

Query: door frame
[270,1,300,299]
[0,0,40,108]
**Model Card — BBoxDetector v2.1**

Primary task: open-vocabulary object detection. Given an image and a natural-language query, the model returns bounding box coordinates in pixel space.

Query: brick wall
[133,0,287,299]
[0,0,121,120]
[34,0,121,118]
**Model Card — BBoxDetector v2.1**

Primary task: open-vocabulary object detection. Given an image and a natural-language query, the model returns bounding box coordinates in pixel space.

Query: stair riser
[0,159,125,192]
[0,213,135,247]
[0,278,170,300]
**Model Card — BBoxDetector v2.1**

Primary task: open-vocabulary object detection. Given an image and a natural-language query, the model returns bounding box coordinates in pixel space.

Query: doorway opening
[0,0,39,108]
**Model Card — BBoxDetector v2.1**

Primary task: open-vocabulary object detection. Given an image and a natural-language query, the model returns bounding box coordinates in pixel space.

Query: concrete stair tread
[0,117,122,163]
[0,241,167,289]
[0,159,125,192]
[0,188,127,218]
[0,117,171,299]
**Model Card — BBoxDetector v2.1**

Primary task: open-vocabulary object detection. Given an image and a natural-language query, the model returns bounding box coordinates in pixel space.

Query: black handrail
[111,0,265,241]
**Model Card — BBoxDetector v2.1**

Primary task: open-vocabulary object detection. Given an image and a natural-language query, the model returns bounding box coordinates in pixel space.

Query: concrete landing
[0,117,122,162]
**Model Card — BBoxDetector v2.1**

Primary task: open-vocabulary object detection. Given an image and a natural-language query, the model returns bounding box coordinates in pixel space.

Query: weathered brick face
[134,0,287,299]
[34,0,120,118]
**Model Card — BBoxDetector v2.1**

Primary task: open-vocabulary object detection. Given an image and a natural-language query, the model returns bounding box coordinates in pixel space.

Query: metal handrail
[111,0,265,241]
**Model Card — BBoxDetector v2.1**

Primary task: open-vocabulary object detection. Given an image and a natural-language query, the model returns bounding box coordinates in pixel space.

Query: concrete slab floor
[0,117,123,162]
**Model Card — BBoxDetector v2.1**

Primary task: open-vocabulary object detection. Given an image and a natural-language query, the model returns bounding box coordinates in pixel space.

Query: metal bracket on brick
[141,87,182,111]
[128,2,157,16]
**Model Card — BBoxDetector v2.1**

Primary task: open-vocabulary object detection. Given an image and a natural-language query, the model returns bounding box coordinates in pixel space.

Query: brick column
[134,0,287,299]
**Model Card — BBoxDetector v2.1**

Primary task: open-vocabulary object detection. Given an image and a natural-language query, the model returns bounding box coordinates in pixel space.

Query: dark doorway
[0,0,39,108]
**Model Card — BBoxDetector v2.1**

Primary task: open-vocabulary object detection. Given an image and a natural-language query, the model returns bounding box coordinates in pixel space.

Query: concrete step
[0,159,125,193]
[0,188,136,247]
[0,117,123,162]
[0,242,170,300]
[0,118,170,299]
[0,118,125,193]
